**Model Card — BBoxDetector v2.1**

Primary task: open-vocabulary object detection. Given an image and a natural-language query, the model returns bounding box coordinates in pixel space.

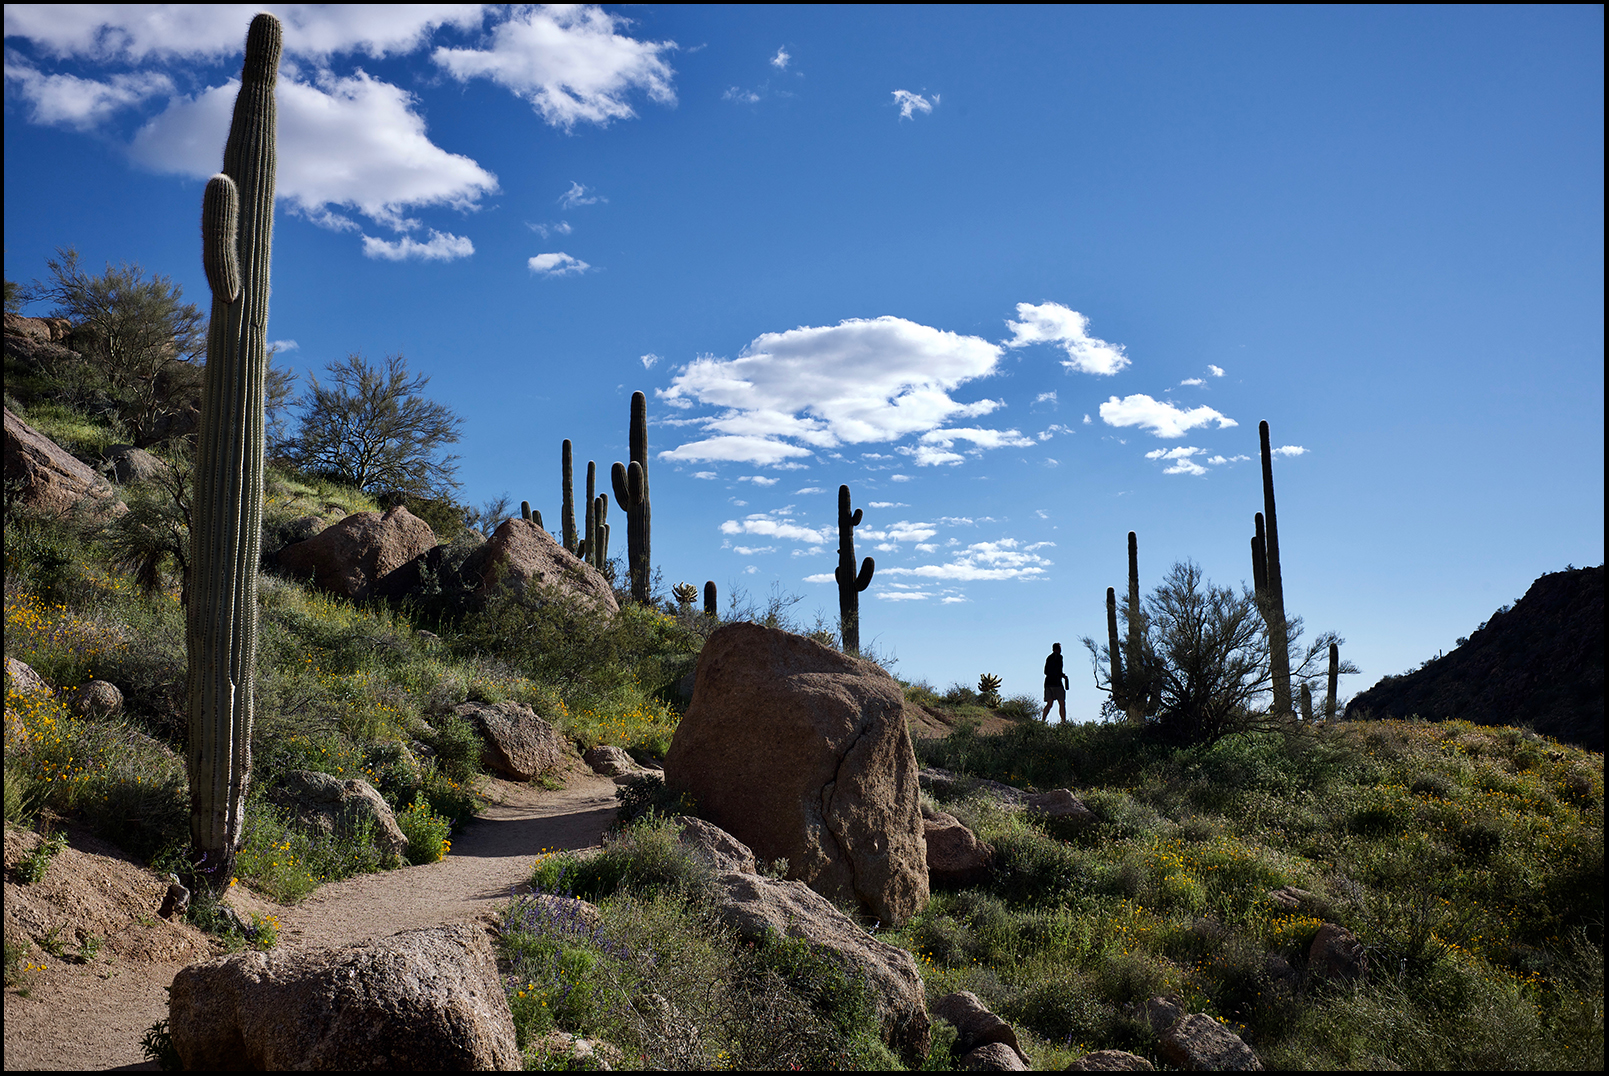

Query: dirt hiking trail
[3,767,620,1071]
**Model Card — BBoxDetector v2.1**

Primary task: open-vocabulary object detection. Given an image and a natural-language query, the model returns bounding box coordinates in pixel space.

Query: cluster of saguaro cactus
[703,580,718,619]
[835,484,875,655]
[1104,531,1158,725]
[1250,420,1293,717]
[977,673,1003,708]
[186,12,280,897]
[520,500,545,530]
[610,392,652,603]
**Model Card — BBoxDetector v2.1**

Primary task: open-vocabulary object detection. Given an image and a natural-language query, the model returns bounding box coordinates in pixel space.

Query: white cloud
[722,86,761,104]
[3,5,485,64]
[920,427,1034,450]
[1004,302,1129,375]
[890,474,911,482]
[892,89,933,119]
[530,220,572,238]
[267,339,299,353]
[900,444,964,467]
[861,521,938,543]
[1208,365,1225,377]
[743,565,759,574]
[771,47,790,70]
[1179,377,1205,387]
[657,316,1002,466]
[1083,414,1092,424]
[915,543,938,553]
[364,229,475,262]
[739,475,780,487]
[692,471,717,479]
[1275,445,1308,456]
[1034,390,1058,406]
[640,353,660,369]
[795,486,824,494]
[867,501,907,508]
[1145,445,1208,475]
[528,252,590,276]
[878,538,1052,582]
[1099,394,1237,438]
[558,181,604,208]
[878,591,930,601]
[129,69,499,233]
[3,59,173,130]
[732,545,774,556]
[433,5,676,130]
[720,517,832,544]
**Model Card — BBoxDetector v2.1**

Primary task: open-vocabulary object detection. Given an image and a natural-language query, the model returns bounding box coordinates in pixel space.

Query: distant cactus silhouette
[978,674,1003,708]
[520,500,531,522]
[1124,531,1146,725]
[1106,586,1125,698]
[562,439,577,554]
[1251,421,1293,717]
[704,580,717,618]
[834,485,875,655]
[610,392,652,603]
[187,11,280,897]
[1300,682,1314,723]
[1325,642,1339,721]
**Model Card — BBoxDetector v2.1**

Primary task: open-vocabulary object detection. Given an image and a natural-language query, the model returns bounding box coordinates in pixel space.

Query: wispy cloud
[1004,302,1129,375]
[1179,377,1205,387]
[720,514,832,545]
[892,89,936,119]
[1099,394,1237,438]
[558,181,605,208]
[1274,445,1308,456]
[433,6,676,130]
[1208,364,1225,377]
[771,47,790,70]
[2,60,172,131]
[530,220,573,239]
[1145,446,1208,476]
[528,252,591,276]
[364,230,475,262]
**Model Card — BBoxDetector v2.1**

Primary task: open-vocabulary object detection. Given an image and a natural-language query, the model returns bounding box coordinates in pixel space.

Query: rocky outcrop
[675,815,759,874]
[276,505,437,600]
[931,991,1029,1066]
[584,744,638,777]
[713,869,930,1065]
[462,517,618,614]
[922,806,993,886]
[960,1041,1029,1070]
[1306,923,1367,986]
[1346,565,1604,750]
[101,444,170,486]
[454,700,575,781]
[664,623,928,927]
[4,406,122,518]
[1025,788,1097,831]
[70,680,123,719]
[1136,995,1261,1071]
[167,923,520,1070]
[269,770,407,865]
[1066,1050,1157,1070]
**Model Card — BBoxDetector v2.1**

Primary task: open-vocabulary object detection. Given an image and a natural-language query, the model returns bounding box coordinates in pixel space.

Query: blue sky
[5,5,1603,716]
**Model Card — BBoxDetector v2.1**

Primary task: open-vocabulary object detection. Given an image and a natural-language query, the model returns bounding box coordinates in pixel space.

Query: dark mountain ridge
[1346,564,1604,750]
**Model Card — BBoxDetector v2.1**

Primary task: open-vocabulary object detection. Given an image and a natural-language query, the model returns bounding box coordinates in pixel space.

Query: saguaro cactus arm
[704,580,717,618]
[187,11,280,898]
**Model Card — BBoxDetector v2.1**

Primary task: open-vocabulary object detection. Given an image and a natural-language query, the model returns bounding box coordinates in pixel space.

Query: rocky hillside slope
[1346,564,1604,750]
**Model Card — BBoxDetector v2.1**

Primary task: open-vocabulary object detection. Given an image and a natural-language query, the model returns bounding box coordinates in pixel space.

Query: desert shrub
[532,815,717,907]
[425,715,481,785]
[613,773,696,828]
[397,795,452,865]
[235,799,389,903]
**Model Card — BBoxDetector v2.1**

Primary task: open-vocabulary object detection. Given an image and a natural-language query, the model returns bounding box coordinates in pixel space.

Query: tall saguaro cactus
[610,392,652,603]
[835,484,875,655]
[1105,587,1125,698]
[704,580,718,619]
[1251,420,1293,717]
[562,439,577,554]
[1124,531,1146,725]
[187,12,280,897]
[1325,642,1339,721]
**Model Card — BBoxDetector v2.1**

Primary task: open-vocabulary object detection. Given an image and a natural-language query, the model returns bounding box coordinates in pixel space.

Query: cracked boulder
[663,622,928,927]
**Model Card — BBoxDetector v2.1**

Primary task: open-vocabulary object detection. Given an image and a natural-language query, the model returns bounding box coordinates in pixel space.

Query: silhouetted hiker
[1041,642,1069,723]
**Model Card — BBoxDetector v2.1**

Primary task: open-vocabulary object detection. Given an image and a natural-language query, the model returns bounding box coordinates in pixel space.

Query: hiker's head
[1052,642,1061,653]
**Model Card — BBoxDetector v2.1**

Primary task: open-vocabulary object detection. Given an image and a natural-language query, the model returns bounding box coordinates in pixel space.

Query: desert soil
[2,763,621,1071]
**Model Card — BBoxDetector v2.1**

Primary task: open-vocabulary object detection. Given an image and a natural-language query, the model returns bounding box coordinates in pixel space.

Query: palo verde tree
[289,352,463,497]
[186,11,280,897]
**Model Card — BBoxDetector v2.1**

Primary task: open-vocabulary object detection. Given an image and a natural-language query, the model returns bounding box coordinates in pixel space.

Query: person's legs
[1041,698,1053,721]
[1057,698,1067,723]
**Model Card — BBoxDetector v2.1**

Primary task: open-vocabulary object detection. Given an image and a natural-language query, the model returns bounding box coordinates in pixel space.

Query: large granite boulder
[168,923,520,1070]
[462,517,618,614]
[664,623,928,927]
[276,505,437,600]
[922,805,993,887]
[269,770,407,865]
[3,406,122,518]
[453,700,575,781]
[932,991,1029,1066]
[713,869,930,1065]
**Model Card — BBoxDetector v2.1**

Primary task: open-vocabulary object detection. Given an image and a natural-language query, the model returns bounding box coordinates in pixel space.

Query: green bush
[398,795,452,865]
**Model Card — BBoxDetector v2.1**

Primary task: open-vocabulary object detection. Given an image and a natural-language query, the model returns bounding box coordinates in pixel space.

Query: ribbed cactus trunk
[1106,586,1125,700]
[1256,421,1293,717]
[704,580,717,619]
[1124,531,1145,725]
[562,439,577,554]
[1325,642,1339,721]
[835,484,875,655]
[593,494,609,570]
[610,392,651,603]
[1300,683,1314,723]
[186,12,279,898]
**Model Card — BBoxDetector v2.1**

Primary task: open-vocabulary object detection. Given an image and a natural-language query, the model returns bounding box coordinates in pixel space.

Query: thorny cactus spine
[609,392,651,603]
[1256,420,1293,717]
[835,484,875,655]
[562,439,577,554]
[704,580,717,619]
[187,11,280,898]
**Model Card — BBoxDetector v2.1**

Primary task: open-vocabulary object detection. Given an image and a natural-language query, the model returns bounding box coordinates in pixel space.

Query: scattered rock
[276,505,437,600]
[932,990,1029,1065]
[101,444,170,486]
[281,515,328,544]
[961,1041,1030,1070]
[675,816,759,874]
[72,679,124,719]
[713,869,930,1065]
[1307,923,1367,986]
[665,623,929,927]
[454,700,575,781]
[584,744,637,777]
[922,806,994,887]
[4,406,123,518]
[5,656,52,698]
[269,770,408,865]
[1137,994,1186,1035]
[5,312,72,344]
[1265,884,1319,912]
[530,1031,624,1070]
[1065,1050,1157,1070]
[1025,788,1097,831]
[919,765,1029,805]
[168,923,521,1070]
[1157,1013,1263,1071]
[462,517,619,614]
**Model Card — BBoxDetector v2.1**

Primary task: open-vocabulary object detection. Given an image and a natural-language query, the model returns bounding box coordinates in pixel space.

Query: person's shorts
[1044,680,1065,703]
